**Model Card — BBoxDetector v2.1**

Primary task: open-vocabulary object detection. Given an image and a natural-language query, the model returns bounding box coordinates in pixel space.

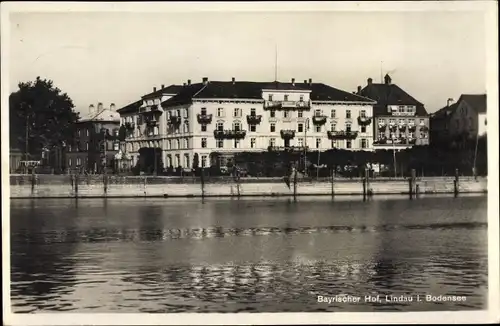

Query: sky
[9,8,487,116]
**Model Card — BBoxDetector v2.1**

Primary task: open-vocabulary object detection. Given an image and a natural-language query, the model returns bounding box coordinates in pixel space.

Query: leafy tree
[9,77,79,158]
[193,153,199,170]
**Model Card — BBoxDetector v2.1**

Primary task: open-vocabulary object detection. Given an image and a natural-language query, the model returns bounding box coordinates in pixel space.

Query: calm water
[10,195,488,313]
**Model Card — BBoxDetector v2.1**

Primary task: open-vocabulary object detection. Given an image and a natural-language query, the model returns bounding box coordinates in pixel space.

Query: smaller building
[431,94,487,145]
[66,103,121,174]
[9,148,23,173]
[358,74,430,150]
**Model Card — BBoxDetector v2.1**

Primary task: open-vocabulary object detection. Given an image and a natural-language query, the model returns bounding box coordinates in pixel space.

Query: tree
[9,77,79,159]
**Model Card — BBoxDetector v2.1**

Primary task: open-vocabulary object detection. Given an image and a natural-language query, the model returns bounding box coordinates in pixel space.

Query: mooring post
[409,169,416,199]
[454,168,459,197]
[365,168,371,197]
[103,173,108,196]
[74,173,79,198]
[362,178,367,201]
[331,167,335,198]
[31,170,36,196]
[293,166,298,201]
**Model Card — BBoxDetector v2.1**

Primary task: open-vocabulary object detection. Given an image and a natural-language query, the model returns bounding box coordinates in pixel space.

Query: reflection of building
[358,74,430,149]
[118,78,376,170]
[10,148,23,173]
[66,103,120,173]
[430,94,487,144]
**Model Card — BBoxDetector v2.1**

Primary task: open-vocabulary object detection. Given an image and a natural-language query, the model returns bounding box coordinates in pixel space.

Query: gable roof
[116,100,142,114]
[459,94,486,114]
[359,82,428,116]
[79,108,120,123]
[142,84,184,100]
[161,80,375,108]
[431,102,458,119]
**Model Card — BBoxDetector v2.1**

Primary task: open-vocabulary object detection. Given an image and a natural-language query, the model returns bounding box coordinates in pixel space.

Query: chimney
[308,78,312,85]
[447,98,454,107]
[304,79,307,84]
[367,78,373,85]
[161,84,165,89]
[202,77,208,85]
[291,78,295,86]
[153,87,157,92]
[232,77,235,84]
[183,82,187,86]
[187,79,191,85]
[97,102,103,113]
[89,104,95,114]
[384,74,392,85]
[110,103,116,111]
[357,86,362,94]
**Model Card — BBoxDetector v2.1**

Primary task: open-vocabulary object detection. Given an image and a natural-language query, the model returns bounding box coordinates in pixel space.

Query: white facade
[449,99,487,137]
[120,83,375,169]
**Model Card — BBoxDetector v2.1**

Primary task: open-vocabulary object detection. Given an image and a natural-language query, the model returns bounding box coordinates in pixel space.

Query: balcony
[312,115,327,125]
[139,104,161,114]
[378,124,387,132]
[327,130,358,140]
[398,125,407,132]
[213,129,247,139]
[280,129,295,140]
[388,124,398,132]
[373,138,388,145]
[264,100,311,110]
[246,114,262,125]
[358,116,372,126]
[197,113,213,124]
[168,115,182,126]
[408,125,416,132]
[420,125,429,132]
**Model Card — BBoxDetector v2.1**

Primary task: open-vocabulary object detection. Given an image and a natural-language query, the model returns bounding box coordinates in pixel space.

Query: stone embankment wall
[9,175,487,199]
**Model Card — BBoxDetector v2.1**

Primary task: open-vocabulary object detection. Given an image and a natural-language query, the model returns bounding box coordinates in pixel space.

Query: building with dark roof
[358,74,430,149]
[117,77,376,172]
[430,94,487,144]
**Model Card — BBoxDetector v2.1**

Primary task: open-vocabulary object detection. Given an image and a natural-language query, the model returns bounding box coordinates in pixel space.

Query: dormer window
[284,94,289,101]
[268,94,273,101]
[300,95,304,102]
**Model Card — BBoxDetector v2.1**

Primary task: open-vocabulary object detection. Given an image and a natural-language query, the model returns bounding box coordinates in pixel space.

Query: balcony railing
[312,115,327,125]
[373,137,418,145]
[420,125,429,132]
[389,124,398,131]
[378,124,387,131]
[398,125,407,132]
[146,119,158,127]
[197,114,213,124]
[280,129,296,139]
[358,116,372,126]
[213,129,247,139]
[268,145,308,152]
[246,114,263,125]
[327,130,358,140]
[264,100,311,110]
[408,125,416,131]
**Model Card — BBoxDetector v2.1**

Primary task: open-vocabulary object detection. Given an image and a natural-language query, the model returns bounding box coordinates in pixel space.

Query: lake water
[10,195,488,313]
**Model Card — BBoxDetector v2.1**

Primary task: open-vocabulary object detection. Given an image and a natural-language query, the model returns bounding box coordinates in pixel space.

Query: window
[346,140,352,149]
[176,139,181,149]
[86,142,89,151]
[68,158,72,167]
[201,124,207,132]
[284,94,289,101]
[234,139,240,148]
[270,110,276,118]
[86,129,89,137]
[77,158,81,166]
[78,129,81,137]
[176,109,181,117]
[330,123,336,132]
[346,123,352,132]
[250,125,256,132]
[346,110,351,119]
[269,138,276,147]
[234,108,241,117]
[217,122,224,131]
[298,111,303,118]
[389,119,395,124]
[184,120,189,133]
[184,109,189,118]
[299,95,304,102]
[298,123,304,133]
[270,123,276,132]
[233,121,241,131]
[113,142,119,151]
[408,132,414,139]
[283,111,290,118]
[217,139,224,148]
[331,109,336,118]
[315,125,321,132]
[399,119,404,124]
[409,119,415,124]
[361,139,367,149]
[217,108,224,117]
[331,140,337,148]
[315,109,321,117]
[201,138,207,148]
[175,154,180,167]
[251,138,256,148]
[298,138,303,147]
[360,110,366,118]
[316,138,321,148]
[201,155,207,168]
[361,126,366,133]
[268,94,273,101]
[201,108,207,115]
[420,119,425,125]
[184,154,190,168]
[167,140,171,149]
[185,138,190,148]
[250,108,256,116]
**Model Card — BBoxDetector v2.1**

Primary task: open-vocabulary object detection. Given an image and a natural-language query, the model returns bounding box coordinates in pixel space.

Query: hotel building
[117,78,376,171]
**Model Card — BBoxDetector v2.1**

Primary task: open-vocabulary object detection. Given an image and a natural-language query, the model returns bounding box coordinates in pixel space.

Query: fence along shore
[9,171,487,199]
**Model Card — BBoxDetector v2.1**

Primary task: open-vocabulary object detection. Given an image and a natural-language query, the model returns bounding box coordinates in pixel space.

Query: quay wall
[9,175,487,199]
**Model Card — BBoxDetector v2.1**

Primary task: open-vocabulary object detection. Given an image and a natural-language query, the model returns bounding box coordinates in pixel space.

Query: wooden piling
[409,169,416,199]
[74,174,79,198]
[200,168,205,198]
[103,174,108,196]
[31,170,36,196]
[454,168,459,197]
[293,166,298,201]
[330,167,335,198]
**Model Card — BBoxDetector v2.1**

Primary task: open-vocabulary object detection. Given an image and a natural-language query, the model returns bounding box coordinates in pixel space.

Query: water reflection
[10,196,488,312]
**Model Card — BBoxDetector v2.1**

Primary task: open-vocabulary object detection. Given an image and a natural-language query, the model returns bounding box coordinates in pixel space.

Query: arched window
[233,120,241,131]
[184,120,189,133]
[217,121,224,131]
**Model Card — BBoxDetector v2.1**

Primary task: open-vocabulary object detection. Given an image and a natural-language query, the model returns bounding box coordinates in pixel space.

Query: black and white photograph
[2,1,499,325]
